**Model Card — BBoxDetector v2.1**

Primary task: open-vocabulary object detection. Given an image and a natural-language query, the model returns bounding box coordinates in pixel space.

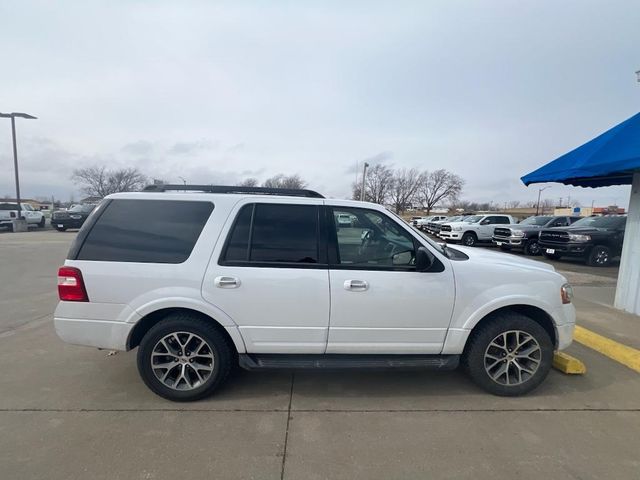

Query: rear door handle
[214,276,240,288]
[344,279,369,291]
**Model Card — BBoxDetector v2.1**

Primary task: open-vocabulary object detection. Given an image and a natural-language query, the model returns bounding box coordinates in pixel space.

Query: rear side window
[76,199,213,263]
[221,203,321,265]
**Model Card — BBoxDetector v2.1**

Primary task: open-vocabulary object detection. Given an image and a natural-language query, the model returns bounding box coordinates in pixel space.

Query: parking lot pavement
[1,230,639,479]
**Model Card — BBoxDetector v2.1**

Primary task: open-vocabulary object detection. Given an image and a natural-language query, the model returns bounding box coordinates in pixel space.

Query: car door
[325,205,455,354]
[202,200,330,354]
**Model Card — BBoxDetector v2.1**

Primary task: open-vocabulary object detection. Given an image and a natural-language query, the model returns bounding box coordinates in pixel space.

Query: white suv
[439,214,515,247]
[55,185,575,401]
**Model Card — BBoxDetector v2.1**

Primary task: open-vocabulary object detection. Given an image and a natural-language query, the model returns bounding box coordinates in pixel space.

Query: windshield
[462,215,483,223]
[443,216,461,222]
[571,215,626,229]
[520,216,552,226]
[69,204,94,213]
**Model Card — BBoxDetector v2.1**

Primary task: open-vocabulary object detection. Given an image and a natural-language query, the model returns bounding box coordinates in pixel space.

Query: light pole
[0,112,37,221]
[359,162,369,201]
[178,176,187,191]
[535,185,550,215]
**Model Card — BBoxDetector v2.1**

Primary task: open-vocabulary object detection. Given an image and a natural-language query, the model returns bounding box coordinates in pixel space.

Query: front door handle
[344,279,369,291]
[214,276,241,288]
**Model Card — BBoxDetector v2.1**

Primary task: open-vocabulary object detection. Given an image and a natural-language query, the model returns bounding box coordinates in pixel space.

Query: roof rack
[143,184,325,199]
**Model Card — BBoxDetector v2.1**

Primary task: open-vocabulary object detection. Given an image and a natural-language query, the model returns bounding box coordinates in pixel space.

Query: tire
[543,251,561,260]
[55,226,67,232]
[137,313,234,402]
[499,244,511,251]
[523,239,541,256]
[461,232,477,247]
[587,245,611,267]
[38,217,45,228]
[462,312,553,396]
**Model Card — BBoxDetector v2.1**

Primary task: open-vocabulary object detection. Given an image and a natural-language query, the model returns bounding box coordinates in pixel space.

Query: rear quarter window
[75,199,213,263]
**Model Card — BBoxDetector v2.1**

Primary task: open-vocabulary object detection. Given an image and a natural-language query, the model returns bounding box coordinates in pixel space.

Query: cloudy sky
[1,0,639,207]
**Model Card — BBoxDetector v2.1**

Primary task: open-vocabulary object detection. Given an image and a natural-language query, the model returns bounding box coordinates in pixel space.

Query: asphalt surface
[1,230,639,479]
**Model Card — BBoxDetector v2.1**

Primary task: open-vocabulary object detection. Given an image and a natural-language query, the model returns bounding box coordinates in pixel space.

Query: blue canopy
[521,112,640,188]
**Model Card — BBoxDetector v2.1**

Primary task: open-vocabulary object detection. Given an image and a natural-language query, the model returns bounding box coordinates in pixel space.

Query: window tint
[221,203,320,264]
[332,207,416,268]
[223,204,253,261]
[76,199,213,263]
[250,204,319,263]
[489,216,510,224]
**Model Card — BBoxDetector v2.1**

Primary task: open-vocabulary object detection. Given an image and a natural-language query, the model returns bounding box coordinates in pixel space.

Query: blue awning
[521,112,640,188]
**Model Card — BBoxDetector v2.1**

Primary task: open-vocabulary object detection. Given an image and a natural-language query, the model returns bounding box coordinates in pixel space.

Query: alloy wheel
[483,330,541,386]
[151,332,215,391]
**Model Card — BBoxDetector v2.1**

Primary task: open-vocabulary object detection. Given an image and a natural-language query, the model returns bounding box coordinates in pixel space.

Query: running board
[238,354,460,371]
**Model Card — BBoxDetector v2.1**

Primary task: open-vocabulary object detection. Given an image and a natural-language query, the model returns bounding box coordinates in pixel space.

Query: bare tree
[365,163,394,204]
[388,168,421,213]
[507,200,521,209]
[262,174,307,189]
[238,178,259,187]
[72,166,147,198]
[418,169,464,214]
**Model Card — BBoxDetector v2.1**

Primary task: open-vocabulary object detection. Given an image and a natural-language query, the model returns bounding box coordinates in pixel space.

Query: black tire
[38,217,45,228]
[499,244,511,251]
[137,313,234,402]
[523,239,541,256]
[462,312,553,396]
[587,245,611,267]
[543,251,561,260]
[461,232,477,247]
[55,226,67,232]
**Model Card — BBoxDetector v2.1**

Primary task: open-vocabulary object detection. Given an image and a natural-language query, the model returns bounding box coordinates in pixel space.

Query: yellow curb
[573,325,640,374]
[553,351,586,374]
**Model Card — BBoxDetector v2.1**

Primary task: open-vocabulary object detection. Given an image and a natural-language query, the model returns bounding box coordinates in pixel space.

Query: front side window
[221,203,321,265]
[76,199,213,263]
[331,207,417,268]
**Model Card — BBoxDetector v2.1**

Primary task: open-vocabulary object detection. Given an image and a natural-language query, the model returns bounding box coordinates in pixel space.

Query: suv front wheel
[462,312,553,396]
[137,314,233,401]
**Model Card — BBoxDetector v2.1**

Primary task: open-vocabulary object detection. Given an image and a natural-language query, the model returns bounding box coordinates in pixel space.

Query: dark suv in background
[51,204,96,231]
[492,216,581,256]
[538,215,627,266]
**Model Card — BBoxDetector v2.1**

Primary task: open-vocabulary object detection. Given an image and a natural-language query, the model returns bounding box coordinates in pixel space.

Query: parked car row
[418,213,627,267]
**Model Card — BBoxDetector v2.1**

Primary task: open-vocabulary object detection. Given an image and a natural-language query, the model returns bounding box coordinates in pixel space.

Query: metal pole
[10,116,22,219]
[360,162,369,201]
[535,189,542,215]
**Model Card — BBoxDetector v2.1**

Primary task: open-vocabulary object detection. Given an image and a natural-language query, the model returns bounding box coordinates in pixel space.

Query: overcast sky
[1,0,639,207]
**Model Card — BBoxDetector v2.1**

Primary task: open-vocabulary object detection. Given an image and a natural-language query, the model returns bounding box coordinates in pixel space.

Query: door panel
[326,206,455,354]
[327,269,455,353]
[202,201,330,353]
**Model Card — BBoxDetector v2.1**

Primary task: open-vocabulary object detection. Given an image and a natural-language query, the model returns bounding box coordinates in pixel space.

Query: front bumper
[439,231,462,241]
[538,241,589,257]
[492,236,524,247]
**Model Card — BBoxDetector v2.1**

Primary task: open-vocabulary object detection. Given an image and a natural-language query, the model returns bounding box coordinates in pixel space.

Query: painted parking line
[574,325,640,373]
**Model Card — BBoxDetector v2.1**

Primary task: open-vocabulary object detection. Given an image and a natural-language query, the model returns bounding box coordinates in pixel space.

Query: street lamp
[359,162,369,201]
[0,112,37,221]
[178,176,187,191]
[535,185,551,215]
[636,70,640,82]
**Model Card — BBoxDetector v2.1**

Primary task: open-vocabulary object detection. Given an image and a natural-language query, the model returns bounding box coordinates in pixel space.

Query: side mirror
[415,247,433,272]
[480,219,490,225]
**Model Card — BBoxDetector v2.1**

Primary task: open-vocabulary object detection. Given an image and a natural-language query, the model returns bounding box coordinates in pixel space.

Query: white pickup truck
[0,203,45,230]
[439,214,516,247]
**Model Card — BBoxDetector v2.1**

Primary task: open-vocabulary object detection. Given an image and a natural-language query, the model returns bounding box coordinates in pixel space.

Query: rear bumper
[54,317,133,351]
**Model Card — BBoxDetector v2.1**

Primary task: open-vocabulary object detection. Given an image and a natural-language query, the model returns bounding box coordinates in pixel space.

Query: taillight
[58,267,89,302]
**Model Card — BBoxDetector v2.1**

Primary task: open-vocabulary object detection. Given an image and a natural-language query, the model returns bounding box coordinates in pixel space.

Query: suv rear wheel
[137,314,233,401]
[462,312,553,396]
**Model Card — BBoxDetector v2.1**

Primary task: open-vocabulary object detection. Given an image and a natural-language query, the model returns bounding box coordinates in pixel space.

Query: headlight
[511,229,525,237]
[568,233,591,242]
[561,284,574,304]
[452,225,463,231]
